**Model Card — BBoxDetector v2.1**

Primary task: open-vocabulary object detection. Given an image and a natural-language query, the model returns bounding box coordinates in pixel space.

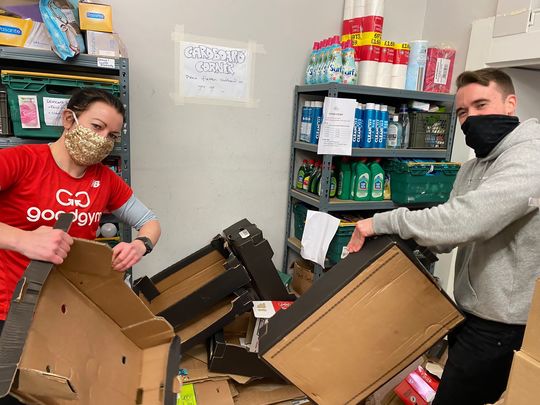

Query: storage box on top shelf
[1,70,119,138]
[78,1,113,33]
[0,214,181,404]
[133,235,253,350]
[85,30,127,58]
[256,235,463,405]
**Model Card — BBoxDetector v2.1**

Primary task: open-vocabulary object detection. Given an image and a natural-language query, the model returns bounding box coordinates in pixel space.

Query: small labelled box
[423,47,456,94]
[0,235,181,404]
[134,236,252,334]
[79,2,113,33]
[207,314,283,380]
[223,219,296,301]
[0,15,32,47]
[85,30,126,58]
[257,235,464,405]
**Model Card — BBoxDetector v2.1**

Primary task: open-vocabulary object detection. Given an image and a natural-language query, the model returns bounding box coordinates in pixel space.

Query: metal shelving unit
[283,83,457,279]
[0,46,131,244]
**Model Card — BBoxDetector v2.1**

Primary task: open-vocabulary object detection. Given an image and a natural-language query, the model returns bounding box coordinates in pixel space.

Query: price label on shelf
[97,57,116,69]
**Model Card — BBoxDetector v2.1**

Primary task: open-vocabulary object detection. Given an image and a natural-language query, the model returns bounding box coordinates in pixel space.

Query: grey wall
[108,0,498,280]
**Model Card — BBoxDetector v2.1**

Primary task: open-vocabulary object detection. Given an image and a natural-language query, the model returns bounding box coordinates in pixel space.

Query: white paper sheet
[43,97,69,126]
[317,97,356,156]
[300,210,340,267]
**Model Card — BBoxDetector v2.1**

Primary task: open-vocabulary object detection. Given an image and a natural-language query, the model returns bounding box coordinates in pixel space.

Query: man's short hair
[456,68,515,98]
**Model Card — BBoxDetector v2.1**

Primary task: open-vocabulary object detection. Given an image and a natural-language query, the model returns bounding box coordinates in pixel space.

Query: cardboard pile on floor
[501,278,540,405]
[0,214,181,404]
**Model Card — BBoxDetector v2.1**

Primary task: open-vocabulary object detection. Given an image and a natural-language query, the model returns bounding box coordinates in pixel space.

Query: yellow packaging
[79,2,113,33]
[0,15,33,47]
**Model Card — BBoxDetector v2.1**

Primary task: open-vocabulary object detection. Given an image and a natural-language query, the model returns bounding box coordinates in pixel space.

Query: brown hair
[456,68,515,98]
[67,87,125,121]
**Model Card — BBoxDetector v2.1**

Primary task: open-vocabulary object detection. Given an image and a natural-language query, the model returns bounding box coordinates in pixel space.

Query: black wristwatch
[135,236,153,256]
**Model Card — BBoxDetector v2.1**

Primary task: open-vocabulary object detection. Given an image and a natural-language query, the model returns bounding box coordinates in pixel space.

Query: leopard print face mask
[64,111,114,166]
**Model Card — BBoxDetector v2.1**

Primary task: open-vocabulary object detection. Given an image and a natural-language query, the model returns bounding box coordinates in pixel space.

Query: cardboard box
[505,351,540,405]
[85,30,122,57]
[0,15,33,47]
[79,2,113,33]
[493,0,540,37]
[134,236,252,332]
[291,259,314,295]
[175,288,254,350]
[208,314,283,380]
[0,216,180,404]
[257,236,464,405]
[223,219,296,301]
[521,278,540,361]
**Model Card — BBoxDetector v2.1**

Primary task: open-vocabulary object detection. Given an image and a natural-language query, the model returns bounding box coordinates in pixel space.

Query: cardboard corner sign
[0,215,180,405]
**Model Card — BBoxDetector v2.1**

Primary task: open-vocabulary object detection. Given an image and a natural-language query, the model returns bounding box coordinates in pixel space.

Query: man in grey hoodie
[347,68,540,405]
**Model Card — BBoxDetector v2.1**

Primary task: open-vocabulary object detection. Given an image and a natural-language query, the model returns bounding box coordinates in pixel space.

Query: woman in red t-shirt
[0,87,160,326]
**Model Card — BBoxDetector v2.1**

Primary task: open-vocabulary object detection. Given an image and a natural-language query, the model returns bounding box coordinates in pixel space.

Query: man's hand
[346,218,375,253]
[111,240,146,272]
[17,226,74,264]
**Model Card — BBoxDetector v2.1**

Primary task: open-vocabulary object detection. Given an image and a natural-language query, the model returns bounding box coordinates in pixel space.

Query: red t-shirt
[0,144,133,319]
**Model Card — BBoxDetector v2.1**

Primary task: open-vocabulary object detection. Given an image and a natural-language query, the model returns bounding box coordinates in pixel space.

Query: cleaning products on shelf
[308,161,321,194]
[369,160,385,201]
[302,160,315,191]
[310,101,324,144]
[317,164,338,198]
[326,36,343,83]
[387,115,402,148]
[380,104,389,148]
[305,42,319,85]
[353,159,371,201]
[299,101,313,142]
[398,104,411,148]
[362,103,376,148]
[337,158,352,200]
[341,39,357,85]
[352,103,363,148]
[296,159,308,189]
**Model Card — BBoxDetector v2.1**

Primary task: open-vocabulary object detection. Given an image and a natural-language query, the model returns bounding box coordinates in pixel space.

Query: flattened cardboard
[0,214,181,404]
[232,380,307,405]
[522,278,540,362]
[258,236,463,405]
[223,219,296,301]
[176,289,253,351]
[134,237,251,330]
[505,351,540,405]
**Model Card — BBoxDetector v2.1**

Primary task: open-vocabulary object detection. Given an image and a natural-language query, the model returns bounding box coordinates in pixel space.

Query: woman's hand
[346,218,375,253]
[17,226,73,264]
[111,240,146,272]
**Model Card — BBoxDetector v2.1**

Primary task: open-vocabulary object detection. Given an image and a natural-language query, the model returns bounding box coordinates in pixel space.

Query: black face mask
[461,114,520,158]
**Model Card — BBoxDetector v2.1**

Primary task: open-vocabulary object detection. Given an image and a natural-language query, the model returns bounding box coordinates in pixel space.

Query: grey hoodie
[373,118,540,324]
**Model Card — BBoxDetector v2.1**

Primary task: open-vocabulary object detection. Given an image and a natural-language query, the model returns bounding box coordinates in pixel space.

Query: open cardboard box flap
[0,214,181,405]
[258,235,464,405]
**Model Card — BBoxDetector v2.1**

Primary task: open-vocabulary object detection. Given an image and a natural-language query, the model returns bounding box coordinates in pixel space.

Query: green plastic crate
[327,222,356,265]
[1,70,120,138]
[293,202,309,239]
[388,160,461,204]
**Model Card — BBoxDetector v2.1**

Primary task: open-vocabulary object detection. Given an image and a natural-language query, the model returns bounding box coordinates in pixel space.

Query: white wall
[107,0,499,280]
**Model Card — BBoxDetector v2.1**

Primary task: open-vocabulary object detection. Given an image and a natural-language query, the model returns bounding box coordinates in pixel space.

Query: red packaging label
[379,40,396,63]
[394,380,429,405]
[362,15,384,33]
[393,43,410,66]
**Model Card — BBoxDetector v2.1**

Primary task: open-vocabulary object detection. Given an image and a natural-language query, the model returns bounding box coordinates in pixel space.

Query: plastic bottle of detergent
[302,159,315,191]
[310,101,324,144]
[386,115,402,149]
[308,162,321,194]
[326,36,343,83]
[399,104,411,148]
[296,159,308,189]
[299,101,313,142]
[353,159,371,201]
[318,164,338,197]
[350,160,358,200]
[322,39,334,83]
[315,39,328,84]
[369,160,385,201]
[362,103,376,148]
[337,158,352,200]
[305,42,319,85]
[380,105,389,148]
[341,40,357,85]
